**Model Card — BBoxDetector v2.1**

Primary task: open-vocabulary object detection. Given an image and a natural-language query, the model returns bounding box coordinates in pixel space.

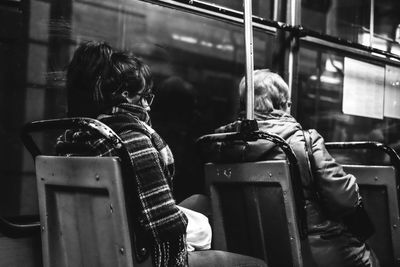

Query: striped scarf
[58,103,188,266]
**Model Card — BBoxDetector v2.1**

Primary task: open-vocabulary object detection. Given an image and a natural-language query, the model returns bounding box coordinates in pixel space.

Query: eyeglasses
[138,92,155,105]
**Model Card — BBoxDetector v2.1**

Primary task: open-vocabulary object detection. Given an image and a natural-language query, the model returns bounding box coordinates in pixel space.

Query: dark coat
[215,110,360,223]
[213,110,378,267]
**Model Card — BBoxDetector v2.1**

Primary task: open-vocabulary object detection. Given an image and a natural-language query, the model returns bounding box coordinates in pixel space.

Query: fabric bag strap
[302,129,315,181]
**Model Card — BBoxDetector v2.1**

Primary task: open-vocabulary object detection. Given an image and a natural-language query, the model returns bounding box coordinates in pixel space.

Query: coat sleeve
[309,129,361,218]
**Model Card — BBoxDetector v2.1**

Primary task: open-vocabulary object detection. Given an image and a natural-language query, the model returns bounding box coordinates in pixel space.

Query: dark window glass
[296,44,400,160]
[202,0,274,19]
[1,0,280,216]
[373,1,400,56]
[301,0,370,43]
[374,1,400,41]
[301,0,400,56]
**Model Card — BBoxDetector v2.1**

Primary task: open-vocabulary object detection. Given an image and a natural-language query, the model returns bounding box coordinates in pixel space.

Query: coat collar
[99,103,152,126]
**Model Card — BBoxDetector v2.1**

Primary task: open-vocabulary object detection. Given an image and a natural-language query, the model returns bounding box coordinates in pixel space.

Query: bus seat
[205,160,304,267]
[342,165,400,267]
[21,118,154,267]
[35,156,151,267]
[22,118,264,267]
[326,142,400,267]
[197,129,308,267]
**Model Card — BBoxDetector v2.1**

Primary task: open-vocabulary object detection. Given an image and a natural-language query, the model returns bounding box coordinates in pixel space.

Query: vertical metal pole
[369,0,374,47]
[287,0,298,100]
[244,0,254,120]
[273,0,279,21]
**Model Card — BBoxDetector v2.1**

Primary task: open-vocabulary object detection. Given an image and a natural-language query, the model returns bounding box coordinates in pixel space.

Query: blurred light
[325,59,343,72]
[320,75,341,84]
[391,45,400,57]
[309,74,341,84]
[372,39,387,52]
[172,34,198,44]
[306,94,340,103]
[371,52,386,58]
[200,41,213,48]
[395,24,400,43]
[359,32,371,46]
[216,44,234,51]
[358,32,389,53]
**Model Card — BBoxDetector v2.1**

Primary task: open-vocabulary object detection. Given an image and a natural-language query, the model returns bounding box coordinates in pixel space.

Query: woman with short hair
[216,69,380,267]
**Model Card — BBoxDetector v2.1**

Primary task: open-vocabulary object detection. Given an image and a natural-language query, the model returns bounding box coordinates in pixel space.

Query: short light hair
[239,69,289,113]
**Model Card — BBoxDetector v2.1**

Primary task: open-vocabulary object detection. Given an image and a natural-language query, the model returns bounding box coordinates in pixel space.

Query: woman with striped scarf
[63,41,267,267]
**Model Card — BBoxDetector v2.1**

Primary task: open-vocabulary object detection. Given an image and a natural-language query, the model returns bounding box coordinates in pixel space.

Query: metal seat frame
[326,141,400,267]
[197,129,308,267]
[21,118,152,267]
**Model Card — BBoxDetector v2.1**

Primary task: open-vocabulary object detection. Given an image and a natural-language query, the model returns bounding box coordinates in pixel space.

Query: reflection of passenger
[63,41,267,267]
[352,123,387,165]
[152,76,204,201]
[216,70,380,267]
[154,76,196,124]
[331,114,353,142]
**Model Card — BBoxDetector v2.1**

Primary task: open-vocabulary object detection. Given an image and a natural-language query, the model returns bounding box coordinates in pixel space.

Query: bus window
[201,0,274,19]
[375,3,400,38]
[301,0,370,44]
[301,0,400,56]
[1,0,283,215]
[295,44,400,155]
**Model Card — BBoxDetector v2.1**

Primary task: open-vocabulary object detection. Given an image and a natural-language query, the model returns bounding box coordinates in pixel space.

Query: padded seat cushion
[198,138,285,163]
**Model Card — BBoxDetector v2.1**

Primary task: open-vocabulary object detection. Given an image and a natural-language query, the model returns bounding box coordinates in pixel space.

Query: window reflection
[1,0,280,215]
[373,1,400,56]
[302,0,400,56]
[296,45,400,156]
[5,0,398,219]
[302,0,370,43]
[202,0,274,19]
[374,1,400,41]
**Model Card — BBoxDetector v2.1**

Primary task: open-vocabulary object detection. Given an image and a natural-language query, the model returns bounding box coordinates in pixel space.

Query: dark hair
[66,41,153,117]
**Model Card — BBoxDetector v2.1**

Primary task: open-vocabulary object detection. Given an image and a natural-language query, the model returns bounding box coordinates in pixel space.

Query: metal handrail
[152,0,400,62]
[325,141,400,186]
[0,117,128,239]
[326,141,400,215]
[0,216,40,238]
[21,117,126,159]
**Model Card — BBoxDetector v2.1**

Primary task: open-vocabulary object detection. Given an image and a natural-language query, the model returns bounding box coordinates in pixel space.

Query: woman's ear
[121,90,138,105]
[121,90,129,98]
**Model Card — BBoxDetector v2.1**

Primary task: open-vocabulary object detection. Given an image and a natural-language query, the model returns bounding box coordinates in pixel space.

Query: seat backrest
[325,141,400,267]
[342,164,400,267]
[35,155,152,267]
[205,160,304,267]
